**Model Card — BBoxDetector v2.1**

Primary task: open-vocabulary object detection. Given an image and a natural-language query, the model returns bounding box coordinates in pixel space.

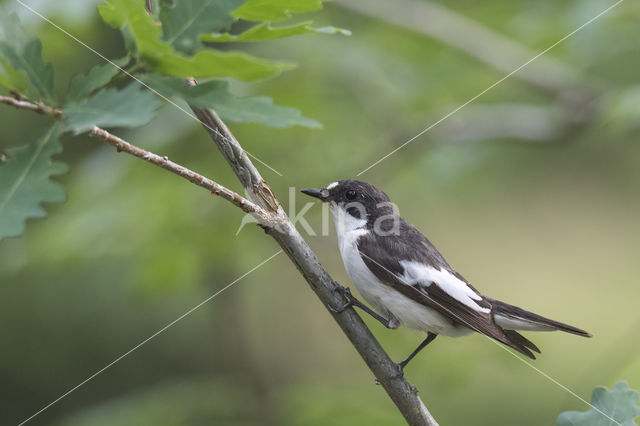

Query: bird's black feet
[398,359,410,370]
[327,285,356,313]
[396,333,438,370]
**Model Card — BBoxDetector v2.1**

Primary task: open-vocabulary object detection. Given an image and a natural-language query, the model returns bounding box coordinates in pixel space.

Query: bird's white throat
[329,202,367,234]
[329,202,368,261]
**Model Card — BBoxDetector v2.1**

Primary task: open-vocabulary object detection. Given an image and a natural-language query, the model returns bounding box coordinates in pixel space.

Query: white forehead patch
[326,181,339,190]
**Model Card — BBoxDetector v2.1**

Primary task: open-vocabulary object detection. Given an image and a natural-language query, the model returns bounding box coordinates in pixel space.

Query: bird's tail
[485,298,591,360]
[489,298,592,337]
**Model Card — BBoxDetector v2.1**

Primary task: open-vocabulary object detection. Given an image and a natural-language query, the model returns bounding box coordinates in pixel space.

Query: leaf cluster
[0,0,347,240]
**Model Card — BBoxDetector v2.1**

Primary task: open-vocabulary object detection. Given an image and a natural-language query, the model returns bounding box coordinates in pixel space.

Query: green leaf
[233,0,325,21]
[0,13,30,52]
[141,73,320,128]
[154,48,294,81]
[62,84,162,134]
[557,381,640,426]
[0,14,55,103]
[0,14,32,95]
[201,21,350,43]
[0,56,31,96]
[0,40,55,103]
[159,0,245,54]
[67,57,129,102]
[98,0,291,81]
[0,123,66,240]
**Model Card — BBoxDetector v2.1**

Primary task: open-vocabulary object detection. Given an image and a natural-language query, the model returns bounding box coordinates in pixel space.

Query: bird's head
[301,180,395,227]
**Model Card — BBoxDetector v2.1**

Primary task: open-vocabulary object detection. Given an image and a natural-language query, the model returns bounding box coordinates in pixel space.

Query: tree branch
[336,0,599,102]
[0,95,271,224]
[2,91,439,425]
[0,94,62,117]
[87,126,271,222]
[185,80,281,215]
[187,86,439,425]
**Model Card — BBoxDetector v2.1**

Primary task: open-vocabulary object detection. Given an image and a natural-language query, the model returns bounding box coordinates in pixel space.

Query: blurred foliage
[201,21,350,43]
[139,74,321,127]
[0,0,639,425]
[0,13,55,103]
[60,379,266,426]
[557,381,640,426]
[0,0,341,239]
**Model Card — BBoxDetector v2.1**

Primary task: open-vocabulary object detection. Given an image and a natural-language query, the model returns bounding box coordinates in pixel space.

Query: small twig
[0,94,271,225]
[0,95,61,117]
[87,127,271,223]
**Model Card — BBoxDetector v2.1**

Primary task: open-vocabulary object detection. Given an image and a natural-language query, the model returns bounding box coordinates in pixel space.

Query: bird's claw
[328,285,355,313]
[327,300,352,313]
[332,285,352,297]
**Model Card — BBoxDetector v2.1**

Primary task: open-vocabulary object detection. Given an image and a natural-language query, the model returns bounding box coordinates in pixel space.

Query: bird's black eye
[345,190,357,200]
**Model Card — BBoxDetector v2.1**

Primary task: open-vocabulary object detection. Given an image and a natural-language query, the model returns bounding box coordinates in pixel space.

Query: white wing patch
[326,181,339,190]
[398,261,490,313]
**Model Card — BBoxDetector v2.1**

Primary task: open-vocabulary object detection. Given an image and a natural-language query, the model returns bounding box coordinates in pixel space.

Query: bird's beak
[301,188,328,201]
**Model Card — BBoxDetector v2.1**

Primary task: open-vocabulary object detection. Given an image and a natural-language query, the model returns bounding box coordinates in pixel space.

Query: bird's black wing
[357,220,537,359]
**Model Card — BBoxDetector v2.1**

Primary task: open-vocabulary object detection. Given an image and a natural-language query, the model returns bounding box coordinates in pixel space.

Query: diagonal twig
[87,126,271,221]
[187,83,439,426]
[0,95,271,224]
[0,94,62,117]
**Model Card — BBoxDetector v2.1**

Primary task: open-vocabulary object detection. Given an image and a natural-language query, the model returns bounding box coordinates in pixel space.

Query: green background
[1,0,639,425]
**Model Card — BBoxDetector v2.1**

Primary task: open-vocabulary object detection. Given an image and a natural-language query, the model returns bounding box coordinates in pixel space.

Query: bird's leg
[329,285,399,329]
[398,333,438,369]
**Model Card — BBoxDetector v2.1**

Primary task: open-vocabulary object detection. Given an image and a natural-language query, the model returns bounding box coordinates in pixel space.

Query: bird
[301,180,591,369]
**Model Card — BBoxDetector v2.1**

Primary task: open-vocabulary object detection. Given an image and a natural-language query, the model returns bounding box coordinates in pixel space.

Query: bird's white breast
[330,204,472,337]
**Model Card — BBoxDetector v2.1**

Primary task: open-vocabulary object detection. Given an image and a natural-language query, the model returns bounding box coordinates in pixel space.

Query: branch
[187,85,439,426]
[87,126,271,222]
[185,80,281,215]
[2,91,438,425]
[0,95,271,224]
[336,0,599,102]
[0,94,61,116]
